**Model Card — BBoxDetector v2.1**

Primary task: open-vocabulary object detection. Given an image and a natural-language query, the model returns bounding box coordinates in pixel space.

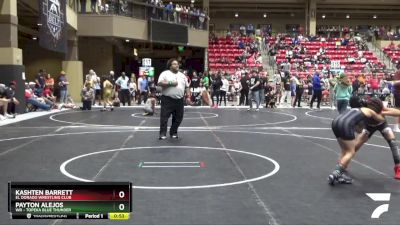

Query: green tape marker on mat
[138,162,143,168]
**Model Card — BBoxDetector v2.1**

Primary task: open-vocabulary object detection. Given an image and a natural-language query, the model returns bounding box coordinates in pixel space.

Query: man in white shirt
[115,72,131,106]
[157,58,190,139]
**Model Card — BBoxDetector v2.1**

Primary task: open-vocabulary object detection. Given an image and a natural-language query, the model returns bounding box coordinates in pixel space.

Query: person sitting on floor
[143,91,156,116]
[81,82,95,110]
[4,81,20,117]
[25,83,53,111]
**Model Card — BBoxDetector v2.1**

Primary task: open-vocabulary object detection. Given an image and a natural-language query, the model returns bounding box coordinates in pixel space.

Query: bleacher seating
[273,38,384,82]
[208,37,262,72]
[383,47,400,64]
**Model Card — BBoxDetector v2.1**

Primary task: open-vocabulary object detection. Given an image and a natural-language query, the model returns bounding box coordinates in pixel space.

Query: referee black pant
[239,89,249,105]
[119,89,131,106]
[310,89,322,108]
[159,95,184,137]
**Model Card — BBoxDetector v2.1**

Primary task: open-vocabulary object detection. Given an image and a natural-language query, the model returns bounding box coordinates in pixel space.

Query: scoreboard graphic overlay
[8,182,132,220]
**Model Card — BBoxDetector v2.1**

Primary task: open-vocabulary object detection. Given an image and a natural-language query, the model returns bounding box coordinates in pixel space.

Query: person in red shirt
[43,87,57,103]
[369,74,380,94]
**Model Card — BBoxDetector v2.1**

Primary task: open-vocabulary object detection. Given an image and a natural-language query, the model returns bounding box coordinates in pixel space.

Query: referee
[158,58,190,140]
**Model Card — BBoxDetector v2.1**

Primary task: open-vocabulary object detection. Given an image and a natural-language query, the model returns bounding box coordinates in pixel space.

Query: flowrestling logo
[366,193,391,219]
[43,0,64,40]
[39,0,66,53]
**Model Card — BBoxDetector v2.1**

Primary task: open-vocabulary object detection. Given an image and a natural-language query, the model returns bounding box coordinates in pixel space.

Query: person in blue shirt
[166,2,173,21]
[310,72,322,109]
[238,40,245,49]
[138,74,149,105]
[246,24,254,35]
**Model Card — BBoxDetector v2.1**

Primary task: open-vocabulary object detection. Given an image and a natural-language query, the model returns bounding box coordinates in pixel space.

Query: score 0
[116,190,128,211]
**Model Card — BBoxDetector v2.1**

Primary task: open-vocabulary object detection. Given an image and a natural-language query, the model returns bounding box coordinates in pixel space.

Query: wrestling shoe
[337,172,353,184]
[328,170,341,186]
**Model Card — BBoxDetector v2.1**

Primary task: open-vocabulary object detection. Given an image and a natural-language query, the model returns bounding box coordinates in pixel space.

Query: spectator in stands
[310,71,322,109]
[246,24,254,35]
[341,38,349,46]
[81,82,94,110]
[358,74,367,94]
[347,54,355,64]
[96,0,102,13]
[299,45,306,55]
[90,0,96,13]
[281,60,291,73]
[158,1,165,20]
[192,8,200,29]
[199,10,206,30]
[239,25,246,36]
[181,6,188,25]
[369,74,380,94]
[80,0,87,13]
[166,2,173,21]
[175,4,182,23]
[238,40,245,49]
[334,74,352,114]
[388,41,396,49]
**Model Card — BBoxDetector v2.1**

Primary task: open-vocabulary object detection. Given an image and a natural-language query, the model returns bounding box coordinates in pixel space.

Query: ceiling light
[125,39,130,43]
[234,13,238,18]
[346,14,350,19]
[322,14,326,19]
[32,37,37,40]
[373,15,377,19]
[263,13,267,18]
[37,23,42,26]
